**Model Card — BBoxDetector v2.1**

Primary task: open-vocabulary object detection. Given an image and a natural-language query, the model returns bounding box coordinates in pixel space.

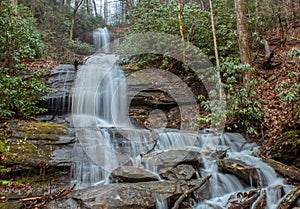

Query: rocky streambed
[2,63,300,209]
[48,127,300,209]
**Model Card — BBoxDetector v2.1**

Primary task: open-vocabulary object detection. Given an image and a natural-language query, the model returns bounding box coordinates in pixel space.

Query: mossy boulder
[0,119,73,208]
[270,130,300,168]
[0,120,71,188]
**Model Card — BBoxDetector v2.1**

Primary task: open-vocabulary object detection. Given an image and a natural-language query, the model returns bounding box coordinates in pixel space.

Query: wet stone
[109,166,159,183]
[142,150,202,174]
[161,164,196,181]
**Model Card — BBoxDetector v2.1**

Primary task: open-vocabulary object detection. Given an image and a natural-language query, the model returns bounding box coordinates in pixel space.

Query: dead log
[276,186,300,209]
[263,158,300,181]
[172,174,212,209]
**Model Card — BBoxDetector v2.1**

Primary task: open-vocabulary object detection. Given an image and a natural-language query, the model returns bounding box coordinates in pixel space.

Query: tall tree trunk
[234,0,251,82]
[177,0,185,63]
[99,0,103,17]
[31,0,36,15]
[7,0,18,69]
[126,0,133,12]
[209,0,219,67]
[86,0,91,15]
[70,0,84,40]
[60,0,65,7]
[209,0,223,100]
[104,0,108,24]
[92,0,97,16]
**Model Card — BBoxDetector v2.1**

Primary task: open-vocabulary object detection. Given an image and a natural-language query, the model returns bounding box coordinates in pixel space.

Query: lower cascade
[70,54,299,209]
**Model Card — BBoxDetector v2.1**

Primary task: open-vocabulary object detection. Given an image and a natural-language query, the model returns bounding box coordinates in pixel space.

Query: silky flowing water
[93,27,110,52]
[70,28,298,209]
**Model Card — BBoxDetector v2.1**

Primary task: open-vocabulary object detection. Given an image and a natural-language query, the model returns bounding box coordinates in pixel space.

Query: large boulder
[109,166,159,183]
[161,164,196,180]
[142,150,202,174]
[47,181,190,209]
[0,120,74,197]
[217,158,259,186]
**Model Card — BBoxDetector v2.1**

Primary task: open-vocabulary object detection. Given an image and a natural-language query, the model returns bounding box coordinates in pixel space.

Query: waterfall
[71,54,298,208]
[93,27,110,53]
[72,54,128,126]
[72,54,129,187]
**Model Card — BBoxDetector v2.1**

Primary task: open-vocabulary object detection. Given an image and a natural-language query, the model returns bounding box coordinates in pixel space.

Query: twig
[21,183,76,206]
[172,174,212,209]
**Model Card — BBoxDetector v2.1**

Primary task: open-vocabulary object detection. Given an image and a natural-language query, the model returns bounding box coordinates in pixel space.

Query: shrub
[0,1,51,117]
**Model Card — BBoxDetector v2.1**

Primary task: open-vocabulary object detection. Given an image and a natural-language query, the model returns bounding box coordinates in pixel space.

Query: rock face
[47,180,190,209]
[161,164,196,180]
[0,119,74,195]
[217,158,259,186]
[109,166,159,183]
[45,65,76,115]
[142,150,202,174]
[43,63,206,129]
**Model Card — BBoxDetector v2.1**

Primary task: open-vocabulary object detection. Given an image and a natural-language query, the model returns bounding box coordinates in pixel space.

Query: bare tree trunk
[60,0,65,7]
[126,0,133,12]
[86,0,91,15]
[234,0,251,82]
[209,0,223,100]
[177,0,185,63]
[31,0,36,15]
[254,0,259,32]
[209,0,219,67]
[92,0,97,16]
[99,0,103,17]
[104,0,108,24]
[70,0,84,40]
[7,0,18,69]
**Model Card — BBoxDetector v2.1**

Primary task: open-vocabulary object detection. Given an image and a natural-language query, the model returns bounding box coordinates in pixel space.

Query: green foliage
[199,57,266,135]
[0,2,51,117]
[64,39,95,55]
[73,9,105,40]
[32,0,104,45]
[127,0,265,135]
[128,0,239,64]
[0,1,46,68]
[274,48,300,129]
[275,73,300,128]
[289,47,300,59]
[0,68,51,117]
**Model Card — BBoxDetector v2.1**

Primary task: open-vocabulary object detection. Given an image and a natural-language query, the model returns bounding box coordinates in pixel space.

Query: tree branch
[172,174,212,209]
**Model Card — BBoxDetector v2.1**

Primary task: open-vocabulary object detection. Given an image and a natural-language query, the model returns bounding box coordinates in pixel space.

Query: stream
[52,28,300,209]
[68,54,298,209]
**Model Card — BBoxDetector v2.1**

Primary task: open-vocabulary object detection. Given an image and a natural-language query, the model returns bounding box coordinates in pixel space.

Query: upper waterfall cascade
[93,27,110,53]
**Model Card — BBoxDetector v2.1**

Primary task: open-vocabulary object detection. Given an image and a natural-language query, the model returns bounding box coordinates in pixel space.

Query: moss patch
[16,121,67,141]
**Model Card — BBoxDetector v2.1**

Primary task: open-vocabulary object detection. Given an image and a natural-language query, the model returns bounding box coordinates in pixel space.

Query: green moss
[0,140,5,151]
[0,166,10,178]
[0,202,23,209]
[1,139,51,166]
[16,121,67,141]
[17,121,66,134]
